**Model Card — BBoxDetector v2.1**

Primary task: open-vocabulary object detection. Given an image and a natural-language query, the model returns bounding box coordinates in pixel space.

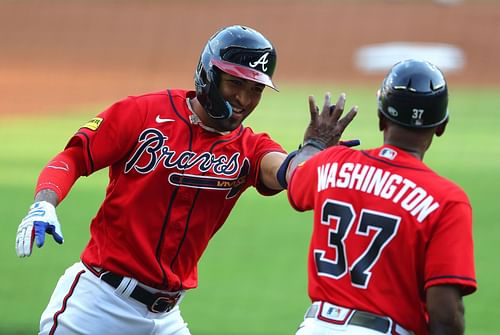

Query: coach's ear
[377,89,385,132]
[378,111,387,131]
[435,118,448,137]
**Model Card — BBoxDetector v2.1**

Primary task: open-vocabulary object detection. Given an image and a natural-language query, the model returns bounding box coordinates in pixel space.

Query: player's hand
[303,92,358,149]
[15,201,64,257]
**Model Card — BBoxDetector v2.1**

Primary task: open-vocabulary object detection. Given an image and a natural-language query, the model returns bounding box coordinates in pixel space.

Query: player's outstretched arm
[259,151,288,190]
[16,189,64,257]
[15,145,88,257]
[15,145,87,257]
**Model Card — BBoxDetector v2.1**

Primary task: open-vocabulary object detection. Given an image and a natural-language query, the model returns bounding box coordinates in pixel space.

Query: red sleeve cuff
[425,275,477,296]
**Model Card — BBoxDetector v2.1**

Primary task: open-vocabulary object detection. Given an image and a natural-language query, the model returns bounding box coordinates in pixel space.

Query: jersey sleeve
[424,198,477,295]
[287,152,320,211]
[35,146,86,202]
[65,96,146,175]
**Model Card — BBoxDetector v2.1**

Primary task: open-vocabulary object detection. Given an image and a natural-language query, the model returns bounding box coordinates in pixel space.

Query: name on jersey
[316,162,439,223]
[124,128,240,176]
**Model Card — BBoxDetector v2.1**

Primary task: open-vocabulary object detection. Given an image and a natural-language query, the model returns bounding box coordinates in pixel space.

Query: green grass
[1,84,499,334]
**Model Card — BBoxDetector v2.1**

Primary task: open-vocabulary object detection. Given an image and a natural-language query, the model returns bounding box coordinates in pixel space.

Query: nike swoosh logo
[156,115,175,123]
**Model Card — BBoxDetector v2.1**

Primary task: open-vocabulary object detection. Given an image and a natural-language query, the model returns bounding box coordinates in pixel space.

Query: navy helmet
[378,59,448,128]
[194,25,277,119]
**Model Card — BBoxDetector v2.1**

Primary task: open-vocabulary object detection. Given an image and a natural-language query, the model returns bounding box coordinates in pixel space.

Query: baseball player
[15,25,357,335]
[287,59,477,335]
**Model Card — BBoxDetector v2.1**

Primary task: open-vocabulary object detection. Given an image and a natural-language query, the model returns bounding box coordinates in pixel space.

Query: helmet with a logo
[194,25,277,119]
[378,59,448,128]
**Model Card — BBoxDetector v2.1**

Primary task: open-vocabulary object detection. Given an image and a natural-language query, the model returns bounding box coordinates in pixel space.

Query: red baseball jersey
[288,144,476,334]
[65,89,285,291]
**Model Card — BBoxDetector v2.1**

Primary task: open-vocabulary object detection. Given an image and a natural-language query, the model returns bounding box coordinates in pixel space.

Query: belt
[305,302,413,335]
[101,271,180,313]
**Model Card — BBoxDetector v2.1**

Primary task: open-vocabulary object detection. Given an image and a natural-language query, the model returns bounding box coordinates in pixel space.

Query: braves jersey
[288,145,476,335]
[65,89,285,291]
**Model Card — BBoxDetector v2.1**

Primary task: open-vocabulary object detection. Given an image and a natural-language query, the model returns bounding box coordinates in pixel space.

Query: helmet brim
[211,59,278,91]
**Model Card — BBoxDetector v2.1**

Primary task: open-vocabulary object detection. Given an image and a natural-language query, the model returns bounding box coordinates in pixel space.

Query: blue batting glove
[15,201,64,257]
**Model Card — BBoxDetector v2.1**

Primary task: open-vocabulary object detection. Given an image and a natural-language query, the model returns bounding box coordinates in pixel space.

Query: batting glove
[16,201,64,257]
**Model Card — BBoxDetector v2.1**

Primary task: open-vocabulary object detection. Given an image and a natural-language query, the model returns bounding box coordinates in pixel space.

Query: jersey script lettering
[125,128,240,175]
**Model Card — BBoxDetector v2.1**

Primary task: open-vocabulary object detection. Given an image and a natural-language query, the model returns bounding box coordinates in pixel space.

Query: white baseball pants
[39,262,191,335]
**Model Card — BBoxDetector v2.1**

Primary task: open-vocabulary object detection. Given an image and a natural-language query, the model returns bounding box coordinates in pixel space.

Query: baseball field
[2,1,500,334]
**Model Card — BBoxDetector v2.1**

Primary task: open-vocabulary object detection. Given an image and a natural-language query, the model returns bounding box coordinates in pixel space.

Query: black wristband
[301,138,327,151]
[276,150,298,189]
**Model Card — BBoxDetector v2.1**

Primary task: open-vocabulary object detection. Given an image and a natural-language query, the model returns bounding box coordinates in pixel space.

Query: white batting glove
[16,201,64,257]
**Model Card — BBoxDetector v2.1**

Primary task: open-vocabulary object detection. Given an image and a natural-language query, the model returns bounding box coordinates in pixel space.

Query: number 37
[315,199,400,289]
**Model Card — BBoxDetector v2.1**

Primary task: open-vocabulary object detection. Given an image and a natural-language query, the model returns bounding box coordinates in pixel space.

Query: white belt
[305,302,413,335]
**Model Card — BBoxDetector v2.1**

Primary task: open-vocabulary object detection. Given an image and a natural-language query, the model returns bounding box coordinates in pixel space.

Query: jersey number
[314,200,400,288]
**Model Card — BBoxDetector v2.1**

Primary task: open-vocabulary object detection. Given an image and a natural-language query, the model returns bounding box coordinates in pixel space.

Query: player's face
[210,72,265,131]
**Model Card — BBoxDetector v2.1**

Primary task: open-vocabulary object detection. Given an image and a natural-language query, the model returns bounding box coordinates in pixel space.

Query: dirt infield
[1,1,499,115]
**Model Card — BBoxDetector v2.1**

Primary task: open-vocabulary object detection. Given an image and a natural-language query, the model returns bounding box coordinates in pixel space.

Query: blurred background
[1,0,500,116]
[1,1,499,334]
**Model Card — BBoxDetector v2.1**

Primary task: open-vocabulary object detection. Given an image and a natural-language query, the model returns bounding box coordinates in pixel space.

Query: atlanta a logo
[249,52,270,72]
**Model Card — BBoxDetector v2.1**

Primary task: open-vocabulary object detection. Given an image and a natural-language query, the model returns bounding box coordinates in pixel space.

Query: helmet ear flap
[207,66,220,88]
[194,60,205,88]
[196,65,232,119]
[206,67,232,119]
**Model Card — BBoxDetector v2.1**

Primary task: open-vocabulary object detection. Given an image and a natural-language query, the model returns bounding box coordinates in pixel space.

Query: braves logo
[124,128,248,198]
[249,52,270,72]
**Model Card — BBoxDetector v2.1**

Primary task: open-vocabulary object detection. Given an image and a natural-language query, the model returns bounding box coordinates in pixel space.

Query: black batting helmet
[378,59,448,128]
[194,25,277,119]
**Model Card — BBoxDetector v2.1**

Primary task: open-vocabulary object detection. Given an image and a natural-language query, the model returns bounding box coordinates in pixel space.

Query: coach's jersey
[66,89,285,291]
[288,145,476,334]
